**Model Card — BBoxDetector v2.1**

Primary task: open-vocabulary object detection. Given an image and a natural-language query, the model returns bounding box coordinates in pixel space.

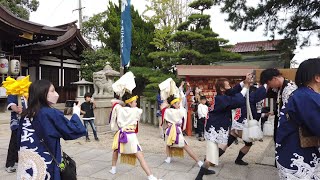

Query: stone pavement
[0,111,279,180]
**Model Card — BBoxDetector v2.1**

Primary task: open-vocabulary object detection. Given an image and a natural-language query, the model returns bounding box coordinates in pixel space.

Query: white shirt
[197,103,208,118]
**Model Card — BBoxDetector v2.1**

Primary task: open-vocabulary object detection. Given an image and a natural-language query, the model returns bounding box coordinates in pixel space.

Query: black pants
[274,118,278,143]
[6,129,18,168]
[197,117,205,137]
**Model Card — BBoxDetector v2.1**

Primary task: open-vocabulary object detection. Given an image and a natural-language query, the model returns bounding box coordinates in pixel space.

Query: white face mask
[47,91,59,104]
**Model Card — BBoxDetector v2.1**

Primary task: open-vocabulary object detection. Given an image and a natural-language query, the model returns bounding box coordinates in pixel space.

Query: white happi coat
[110,104,143,154]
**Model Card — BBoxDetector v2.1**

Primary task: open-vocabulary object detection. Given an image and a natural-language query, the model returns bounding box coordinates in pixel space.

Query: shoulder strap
[246,90,253,120]
[30,119,61,168]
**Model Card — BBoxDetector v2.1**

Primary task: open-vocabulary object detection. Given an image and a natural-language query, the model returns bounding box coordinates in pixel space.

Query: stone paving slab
[256,139,276,166]
[0,111,279,180]
[77,161,109,177]
[247,165,279,180]
[218,163,249,180]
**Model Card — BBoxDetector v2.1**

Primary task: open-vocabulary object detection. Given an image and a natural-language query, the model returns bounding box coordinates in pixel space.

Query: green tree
[150,0,241,72]
[0,0,39,20]
[82,11,108,48]
[213,0,320,47]
[143,0,193,29]
[129,66,177,102]
[144,0,193,63]
[80,48,120,81]
[102,1,156,68]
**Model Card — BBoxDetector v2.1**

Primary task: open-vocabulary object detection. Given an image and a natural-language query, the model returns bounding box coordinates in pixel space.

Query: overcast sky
[30,0,320,66]
[29,0,269,45]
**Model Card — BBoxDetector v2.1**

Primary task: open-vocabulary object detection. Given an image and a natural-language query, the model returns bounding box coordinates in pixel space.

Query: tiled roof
[228,40,283,53]
[176,65,258,78]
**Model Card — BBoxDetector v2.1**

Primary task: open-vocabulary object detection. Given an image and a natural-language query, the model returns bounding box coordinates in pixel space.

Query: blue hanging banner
[120,0,132,67]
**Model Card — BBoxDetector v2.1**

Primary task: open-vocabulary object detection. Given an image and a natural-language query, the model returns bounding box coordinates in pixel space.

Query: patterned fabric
[17,107,86,180]
[204,127,229,144]
[17,118,53,179]
[281,81,297,109]
[231,119,247,131]
[205,84,246,145]
[7,95,27,130]
[276,143,320,180]
[276,87,320,180]
[233,108,241,121]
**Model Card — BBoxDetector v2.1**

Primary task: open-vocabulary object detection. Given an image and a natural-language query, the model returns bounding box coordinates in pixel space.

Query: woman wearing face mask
[221,83,267,166]
[17,80,86,180]
[195,74,252,180]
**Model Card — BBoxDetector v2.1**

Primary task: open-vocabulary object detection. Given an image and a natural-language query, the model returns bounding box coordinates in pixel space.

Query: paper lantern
[10,59,20,75]
[0,58,9,74]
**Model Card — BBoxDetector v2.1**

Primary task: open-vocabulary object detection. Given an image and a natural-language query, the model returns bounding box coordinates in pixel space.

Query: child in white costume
[160,95,211,173]
[109,72,160,180]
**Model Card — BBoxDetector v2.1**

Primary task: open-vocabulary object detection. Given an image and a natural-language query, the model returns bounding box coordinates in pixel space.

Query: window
[41,65,59,87]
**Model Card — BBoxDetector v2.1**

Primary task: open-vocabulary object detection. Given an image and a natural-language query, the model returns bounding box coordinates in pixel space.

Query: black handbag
[32,120,77,180]
[60,152,77,180]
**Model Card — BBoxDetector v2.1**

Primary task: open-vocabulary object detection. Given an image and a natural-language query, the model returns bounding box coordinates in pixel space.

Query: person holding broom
[4,76,28,173]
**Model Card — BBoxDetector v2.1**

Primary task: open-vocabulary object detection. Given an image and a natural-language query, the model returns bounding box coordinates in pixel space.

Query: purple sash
[166,124,181,144]
[118,129,134,153]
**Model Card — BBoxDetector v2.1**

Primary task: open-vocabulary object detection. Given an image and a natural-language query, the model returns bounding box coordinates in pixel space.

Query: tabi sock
[148,175,157,180]
[219,148,225,157]
[236,150,246,161]
[164,157,171,163]
[109,166,116,174]
[227,135,237,147]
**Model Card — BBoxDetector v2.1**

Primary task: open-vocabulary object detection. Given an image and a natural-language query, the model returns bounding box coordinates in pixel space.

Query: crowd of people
[3,58,320,180]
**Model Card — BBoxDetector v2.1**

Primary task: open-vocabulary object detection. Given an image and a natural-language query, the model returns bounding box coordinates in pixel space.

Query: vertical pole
[78,0,83,30]
[60,49,63,87]
[120,57,124,76]
[186,75,192,136]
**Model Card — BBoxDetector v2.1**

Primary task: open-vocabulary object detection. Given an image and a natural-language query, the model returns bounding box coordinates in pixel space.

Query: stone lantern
[71,78,93,104]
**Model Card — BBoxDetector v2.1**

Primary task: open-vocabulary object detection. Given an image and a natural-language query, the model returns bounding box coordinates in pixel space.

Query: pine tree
[149,0,241,72]
[0,0,39,20]
[213,0,320,47]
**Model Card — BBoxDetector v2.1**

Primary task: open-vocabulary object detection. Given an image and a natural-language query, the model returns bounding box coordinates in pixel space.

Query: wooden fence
[140,97,159,126]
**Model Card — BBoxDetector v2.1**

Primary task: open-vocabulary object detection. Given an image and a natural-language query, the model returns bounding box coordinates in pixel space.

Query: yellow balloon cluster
[2,76,32,97]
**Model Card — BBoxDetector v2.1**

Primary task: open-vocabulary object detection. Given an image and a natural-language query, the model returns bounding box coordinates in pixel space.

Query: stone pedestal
[90,63,120,133]
[93,97,113,133]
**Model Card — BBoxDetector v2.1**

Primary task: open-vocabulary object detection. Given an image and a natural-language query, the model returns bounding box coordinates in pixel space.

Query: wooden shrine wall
[187,76,244,105]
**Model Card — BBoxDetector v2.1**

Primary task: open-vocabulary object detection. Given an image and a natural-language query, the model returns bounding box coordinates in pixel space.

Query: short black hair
[122,92,136,103]
[167,95,177,108]
[84,92,92,99]
[295,58,320,88]
[260,68,281,84]
[200,96,206,100]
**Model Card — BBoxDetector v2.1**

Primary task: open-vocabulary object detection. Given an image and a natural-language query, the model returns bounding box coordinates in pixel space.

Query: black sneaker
[95,137,99,141]
[86,137,90,142]
[204,168,215,175]
[235,159,249,166]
